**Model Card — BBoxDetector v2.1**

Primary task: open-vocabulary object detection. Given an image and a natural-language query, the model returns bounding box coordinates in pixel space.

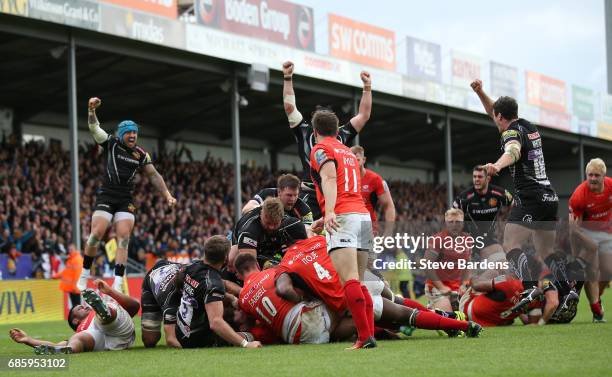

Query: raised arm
[349,71,372,133]
[470,80,495,119]
[143,164,176,208]
[87,97,108,144]
[282,61,303,128]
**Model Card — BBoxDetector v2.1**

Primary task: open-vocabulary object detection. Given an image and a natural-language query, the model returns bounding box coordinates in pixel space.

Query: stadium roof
[1,13,611,173]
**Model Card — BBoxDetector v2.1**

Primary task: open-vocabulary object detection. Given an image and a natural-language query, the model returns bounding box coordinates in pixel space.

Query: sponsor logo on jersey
[128,203,136,213]
[542,193,559,202]
[117,154,140,165]
[314,149,328,166]
[243,236,258,248]
[362,184,369,191]
[527,132,541,140]
[522,214,533,223]
[502,129,519,142]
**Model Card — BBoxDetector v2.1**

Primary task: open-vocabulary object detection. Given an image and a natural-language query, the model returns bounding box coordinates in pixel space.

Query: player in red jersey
[309,109,376,349]
[462,251,559,326]
[350,145,396,235]
[235,253,350,344]
[424,209,473,312]
[276,235,483,337]
[569,158,612,322]
[9,280,139,354]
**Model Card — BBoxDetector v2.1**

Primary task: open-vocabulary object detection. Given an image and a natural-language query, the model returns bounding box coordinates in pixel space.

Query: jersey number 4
[314,262,332,280]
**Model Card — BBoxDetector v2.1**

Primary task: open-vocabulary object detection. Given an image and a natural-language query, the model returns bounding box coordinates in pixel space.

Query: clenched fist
[282,61,294,77]
[360,71,371,85]
[470,80,483,93]
[88,97,101,111]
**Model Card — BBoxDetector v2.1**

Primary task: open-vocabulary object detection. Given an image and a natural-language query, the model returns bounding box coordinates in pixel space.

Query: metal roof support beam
[67,33,81,251]
[231,71,242,222]
[445,110,453,207]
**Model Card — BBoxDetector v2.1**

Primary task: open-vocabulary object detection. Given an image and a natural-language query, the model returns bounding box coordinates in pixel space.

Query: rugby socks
[360,285,375,337]
[83,255,94,269]
[401,298,428,311]
[114,264,126,277]
[344,279,369,342]
[591,300,604,317]
[413,310,468,332]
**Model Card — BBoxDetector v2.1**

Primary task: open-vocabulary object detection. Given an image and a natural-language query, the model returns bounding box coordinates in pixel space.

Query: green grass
[2,291,612,377]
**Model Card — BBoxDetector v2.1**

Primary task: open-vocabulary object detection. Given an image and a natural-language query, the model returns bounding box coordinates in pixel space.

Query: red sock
[591,300,603,317]
[344,279,369,342]
[415,310,468,331]
[361,285,375,337]
[403,298,428,311]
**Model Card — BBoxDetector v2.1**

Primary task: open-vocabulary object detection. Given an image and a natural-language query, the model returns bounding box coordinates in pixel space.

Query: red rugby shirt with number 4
[278,235,347,313]
[310,137,369,216]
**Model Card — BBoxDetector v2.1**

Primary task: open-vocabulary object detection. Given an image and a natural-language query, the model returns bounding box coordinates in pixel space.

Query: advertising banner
[28,0,100,30]
[328,13,395,70]
[1,0,28,16]
[598,121,612,141]
[540,108,571,131]
[572,85,594,121]
[526,71,567,113]
[451,50,481,88]
[490,61,518,99]
[0,280,63,324]
[405,36,441,83]
[195,0,315,51]
[101,5,184,48]
[101,0,177,18]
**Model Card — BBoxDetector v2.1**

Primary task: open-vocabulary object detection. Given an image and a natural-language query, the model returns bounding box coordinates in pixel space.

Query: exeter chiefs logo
[132,151,140,160]
[128,203,136,213]
[197,0,217,25]
[489,198,497,207]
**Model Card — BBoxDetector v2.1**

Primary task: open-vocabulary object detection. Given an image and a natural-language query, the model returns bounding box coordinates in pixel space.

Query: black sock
[83,255,94,270]
[114,264,126,277]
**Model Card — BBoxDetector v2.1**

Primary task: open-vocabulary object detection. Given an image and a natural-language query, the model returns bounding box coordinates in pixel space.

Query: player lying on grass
[9,280,139,354]
[275,235,482,339]
[460,250,561,326]
[235,252,356,345]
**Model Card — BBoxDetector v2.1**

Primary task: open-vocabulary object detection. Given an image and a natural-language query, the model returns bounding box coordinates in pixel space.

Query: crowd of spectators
[1,137,462,278]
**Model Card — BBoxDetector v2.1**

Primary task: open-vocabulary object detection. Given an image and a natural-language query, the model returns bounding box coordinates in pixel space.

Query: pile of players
[10,63,612,354]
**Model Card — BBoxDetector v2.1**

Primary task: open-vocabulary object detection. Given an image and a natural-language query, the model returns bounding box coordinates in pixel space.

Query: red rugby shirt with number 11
[310,137,369,216]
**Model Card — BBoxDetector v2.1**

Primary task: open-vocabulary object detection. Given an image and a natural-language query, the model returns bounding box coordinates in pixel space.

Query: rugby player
[471,80,559,280]
[309,109,376,349]
[424,209,472,311]
[228,197,308,269]
[351,145,396,235]
[236,253,353,344]
[282,61,372,220]
[242,173,313,225]
[140,260,182,348]
[453,165,512,265]
[461,251,559,326]
[275,235,482,338]
[568,158,612,322]
[78,97,176,292]
[175,236,262,349]
[9,280,139,354]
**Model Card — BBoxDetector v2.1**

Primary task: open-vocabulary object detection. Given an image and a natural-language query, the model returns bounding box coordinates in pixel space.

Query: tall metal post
[68,34,81,250]
[231,72,242,222]
[445,111,453,207]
